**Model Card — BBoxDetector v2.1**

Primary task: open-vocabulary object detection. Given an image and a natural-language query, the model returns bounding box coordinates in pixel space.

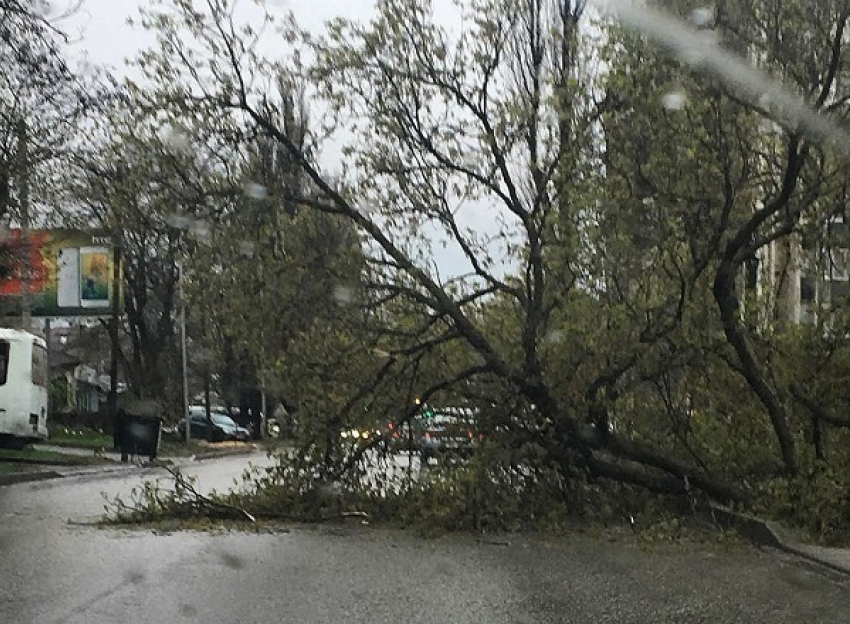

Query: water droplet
[544,330,564,345]
[333,285,355,305]
[219,552,244,569]
[34,0,52,17]
[166,213,192,230]
[758,119,783,135]
[678,46,706,66]
[166,125,192,153]
[661,90,687,111]
[238,241,256,257]
[689,7,714,27]
[189,219,212,242]
[244,182,268,199]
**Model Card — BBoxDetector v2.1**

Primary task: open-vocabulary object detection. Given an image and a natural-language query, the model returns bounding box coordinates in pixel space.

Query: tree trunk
[713,264,797,476]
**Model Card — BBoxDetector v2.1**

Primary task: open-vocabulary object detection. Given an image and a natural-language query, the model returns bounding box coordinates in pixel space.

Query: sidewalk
[710,503,850,576]
[33,442,260,463]
[0,442,261,487]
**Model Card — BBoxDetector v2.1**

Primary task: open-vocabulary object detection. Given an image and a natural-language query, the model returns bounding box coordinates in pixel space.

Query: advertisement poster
[0,229,121,317]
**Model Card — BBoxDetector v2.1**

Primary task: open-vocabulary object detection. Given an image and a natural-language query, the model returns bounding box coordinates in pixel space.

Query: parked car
[418,408,482,463]
[387,420,421,452]
[177,407,251,443]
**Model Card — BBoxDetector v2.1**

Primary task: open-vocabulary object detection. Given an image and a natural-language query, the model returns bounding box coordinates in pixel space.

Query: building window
[32,344,47,387]
[829,220,850,247]
[0,340,8,385]
[830,280,850,303]
[745,256,759,290]
[801,276,815,303]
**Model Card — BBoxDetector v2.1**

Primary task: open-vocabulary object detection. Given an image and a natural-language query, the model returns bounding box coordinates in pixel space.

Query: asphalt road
[2,452,850,623]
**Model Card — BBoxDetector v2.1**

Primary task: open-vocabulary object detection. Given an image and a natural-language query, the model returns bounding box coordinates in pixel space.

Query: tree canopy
[14,0,850,537]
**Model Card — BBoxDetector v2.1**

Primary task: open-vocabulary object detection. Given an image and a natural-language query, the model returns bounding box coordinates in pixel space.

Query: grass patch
[260,438,294,453]
[159,438,227,456]
[0,461,46,474]
[47,426,251,458]
[48,428,114,450]
[0,447,111,466]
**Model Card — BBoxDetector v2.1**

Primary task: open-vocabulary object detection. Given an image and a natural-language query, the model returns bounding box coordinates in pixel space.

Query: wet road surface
[2,452,850,623]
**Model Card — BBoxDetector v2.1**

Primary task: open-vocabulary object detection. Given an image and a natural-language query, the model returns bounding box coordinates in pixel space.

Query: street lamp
[166,217,193,444]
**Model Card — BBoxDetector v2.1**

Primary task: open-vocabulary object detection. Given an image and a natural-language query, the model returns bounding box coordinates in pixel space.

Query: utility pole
[202,313,211,426]
[17,118,30,330]
[179,258,191,443]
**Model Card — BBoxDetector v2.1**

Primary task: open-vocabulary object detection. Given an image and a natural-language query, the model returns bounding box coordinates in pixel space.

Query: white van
[0,328,49,448]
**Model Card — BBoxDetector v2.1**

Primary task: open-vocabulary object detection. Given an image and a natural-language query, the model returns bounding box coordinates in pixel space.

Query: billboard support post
[108,236,122,458]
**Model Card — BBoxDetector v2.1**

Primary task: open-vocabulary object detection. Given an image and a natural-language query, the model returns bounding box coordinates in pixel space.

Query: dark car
[177,408,251,443]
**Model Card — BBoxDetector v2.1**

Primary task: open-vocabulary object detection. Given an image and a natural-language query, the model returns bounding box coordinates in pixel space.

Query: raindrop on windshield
[333,285,356,305]
[219,551,245,569]
[238,241,256,257]
[758,90,777,110]
[661,90,687,111]
[758,119,783,135]
[244,182,268,199]
[189,219,212,243]
[544,330,564,345]
[166,213,192,230]
[33,0,52,17]
[165,125,192,153]
[689,6,715,27]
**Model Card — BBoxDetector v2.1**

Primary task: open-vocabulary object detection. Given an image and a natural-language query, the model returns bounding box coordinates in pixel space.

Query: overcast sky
[56,0,509,280]
[62,0,377,75]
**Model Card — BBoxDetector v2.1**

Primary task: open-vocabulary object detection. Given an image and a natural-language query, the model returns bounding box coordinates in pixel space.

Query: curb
[192,447,260,461]
[0,459,169,488]
[709,503,850,577]
[0,455,117,467]
[0,470,64,487]
[0,448,256,487]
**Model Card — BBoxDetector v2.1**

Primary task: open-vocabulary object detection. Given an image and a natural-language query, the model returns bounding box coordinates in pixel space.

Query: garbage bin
[117,410,162,462]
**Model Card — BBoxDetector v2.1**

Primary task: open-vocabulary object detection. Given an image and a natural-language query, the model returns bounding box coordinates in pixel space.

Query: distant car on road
[177,407,251,443]
[418,408,482,463]
[387,420,418,452]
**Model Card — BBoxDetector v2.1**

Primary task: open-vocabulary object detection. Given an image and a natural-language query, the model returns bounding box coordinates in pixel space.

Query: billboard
[0,229,121,317]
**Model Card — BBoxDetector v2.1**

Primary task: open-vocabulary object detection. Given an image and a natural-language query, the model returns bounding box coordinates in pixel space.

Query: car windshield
[210,413,237,428]
[7,1,850,621]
